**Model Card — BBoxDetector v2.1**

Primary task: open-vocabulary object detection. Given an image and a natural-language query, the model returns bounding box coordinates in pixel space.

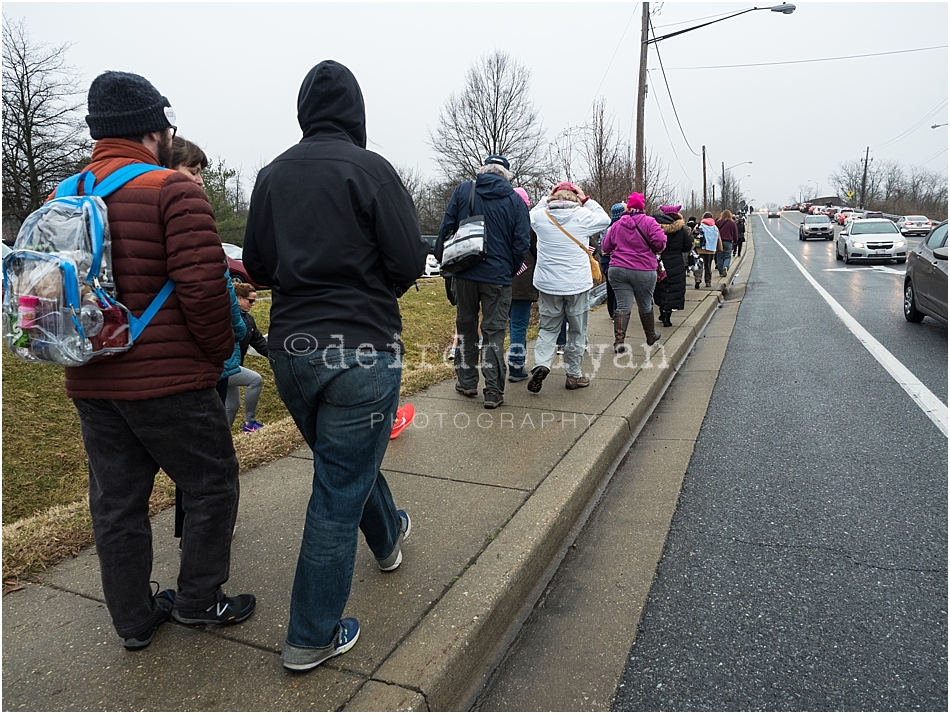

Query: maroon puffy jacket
[63,140,234,400]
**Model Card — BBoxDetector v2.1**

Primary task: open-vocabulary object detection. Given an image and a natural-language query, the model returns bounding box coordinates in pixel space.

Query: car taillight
[904,222,913,226]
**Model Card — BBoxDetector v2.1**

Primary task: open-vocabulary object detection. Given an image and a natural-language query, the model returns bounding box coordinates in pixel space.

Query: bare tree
[428,50,550,187]
[578,98,632,208]
[2,17,91,233]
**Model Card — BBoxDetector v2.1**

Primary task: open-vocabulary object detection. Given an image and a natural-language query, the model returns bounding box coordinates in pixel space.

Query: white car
[423,254,441,277]
[897,215,934,238]
[835,218,907,264]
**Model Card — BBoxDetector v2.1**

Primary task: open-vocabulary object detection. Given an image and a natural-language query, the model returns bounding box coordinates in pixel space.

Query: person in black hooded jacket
[243,60,428,673]
[652,205,693,326]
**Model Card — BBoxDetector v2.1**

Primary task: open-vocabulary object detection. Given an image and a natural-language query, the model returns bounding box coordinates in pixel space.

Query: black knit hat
[85,71,175,140]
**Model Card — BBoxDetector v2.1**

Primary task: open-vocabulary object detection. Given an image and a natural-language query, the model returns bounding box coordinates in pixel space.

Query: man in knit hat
[70,70,255,652]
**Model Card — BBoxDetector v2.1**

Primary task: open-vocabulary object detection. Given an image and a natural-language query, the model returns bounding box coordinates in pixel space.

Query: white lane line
[758,215,948,437]
[824,267,905,275]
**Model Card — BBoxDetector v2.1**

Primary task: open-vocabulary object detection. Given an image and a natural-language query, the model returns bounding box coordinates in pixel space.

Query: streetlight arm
[645,5,794,44]
[646,7,755,44]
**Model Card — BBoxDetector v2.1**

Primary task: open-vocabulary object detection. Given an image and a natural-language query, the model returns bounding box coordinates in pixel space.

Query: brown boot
[565,374,590,390]
[639,311,661,346]
[613,310,631,353]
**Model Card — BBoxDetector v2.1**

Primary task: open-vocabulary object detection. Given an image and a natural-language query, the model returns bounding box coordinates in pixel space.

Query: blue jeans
[507,299,533,368]
[716,242,733,273]
[269,348,403,651]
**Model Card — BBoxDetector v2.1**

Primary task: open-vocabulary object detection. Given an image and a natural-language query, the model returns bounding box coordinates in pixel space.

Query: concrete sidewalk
[2,249,747,712]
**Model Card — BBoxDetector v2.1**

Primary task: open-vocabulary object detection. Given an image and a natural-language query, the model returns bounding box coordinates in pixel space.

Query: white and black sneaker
[172,593,256,626]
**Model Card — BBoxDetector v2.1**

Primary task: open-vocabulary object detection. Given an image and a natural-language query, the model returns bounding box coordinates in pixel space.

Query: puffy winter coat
[653,213,692,312]
[531,197,611,295]
[601,212,667,271]
[64,140,235,400]
[437,173,531,286]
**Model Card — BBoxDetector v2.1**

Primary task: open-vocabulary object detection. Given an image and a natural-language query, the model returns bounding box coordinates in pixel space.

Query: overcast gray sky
[5,1,948,208]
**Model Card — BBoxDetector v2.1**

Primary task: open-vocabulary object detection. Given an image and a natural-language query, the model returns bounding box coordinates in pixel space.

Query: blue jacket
[221,274,247,380]
[436,173,530,285]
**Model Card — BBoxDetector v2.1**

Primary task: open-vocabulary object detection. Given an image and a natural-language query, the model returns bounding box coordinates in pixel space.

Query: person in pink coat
[600,192,667,352]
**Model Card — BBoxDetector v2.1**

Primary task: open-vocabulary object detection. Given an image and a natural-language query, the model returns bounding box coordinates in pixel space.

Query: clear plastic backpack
[2,165,174,366]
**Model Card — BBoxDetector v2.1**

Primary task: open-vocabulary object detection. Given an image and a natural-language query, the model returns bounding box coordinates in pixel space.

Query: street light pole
[634,4,794,192]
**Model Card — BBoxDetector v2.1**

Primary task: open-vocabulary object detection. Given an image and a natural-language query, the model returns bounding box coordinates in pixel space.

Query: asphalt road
[763,212,947,404]
[612,215,947,711]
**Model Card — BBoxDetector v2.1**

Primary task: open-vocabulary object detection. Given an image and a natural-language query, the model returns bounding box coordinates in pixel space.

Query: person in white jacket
[526,182,610,393]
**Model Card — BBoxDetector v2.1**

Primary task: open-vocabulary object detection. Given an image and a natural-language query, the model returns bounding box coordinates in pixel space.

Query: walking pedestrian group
[19,59,743,672]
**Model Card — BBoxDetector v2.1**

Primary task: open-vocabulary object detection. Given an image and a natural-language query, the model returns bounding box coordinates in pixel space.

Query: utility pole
[702,145,707,211]
[635,1,649,193]
[859,146,870,209]
[721,161,726,211]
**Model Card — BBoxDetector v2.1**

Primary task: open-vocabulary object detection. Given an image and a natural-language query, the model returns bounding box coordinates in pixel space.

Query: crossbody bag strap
[467,180,477,217]
[633,221,663,267]
[545,209,591,258]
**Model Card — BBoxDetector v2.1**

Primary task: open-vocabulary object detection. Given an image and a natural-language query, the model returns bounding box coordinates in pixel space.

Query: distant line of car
[772,208,946,326]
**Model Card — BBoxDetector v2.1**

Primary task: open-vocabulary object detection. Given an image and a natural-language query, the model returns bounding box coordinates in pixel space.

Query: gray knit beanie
[85,71,175,140]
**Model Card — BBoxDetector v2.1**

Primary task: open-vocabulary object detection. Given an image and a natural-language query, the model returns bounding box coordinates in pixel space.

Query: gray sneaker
[283,618,360,672]
[377,510,411,571]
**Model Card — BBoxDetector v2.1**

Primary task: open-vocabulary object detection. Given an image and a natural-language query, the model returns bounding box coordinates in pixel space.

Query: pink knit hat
[513,187,531,206]
[701,217,716,226]
[626,192,645,211]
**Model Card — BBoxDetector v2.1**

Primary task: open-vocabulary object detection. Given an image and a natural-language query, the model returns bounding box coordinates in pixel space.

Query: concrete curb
[366,286,728,710]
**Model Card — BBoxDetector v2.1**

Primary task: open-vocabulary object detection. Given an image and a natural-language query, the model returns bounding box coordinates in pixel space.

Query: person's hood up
[297,60,366,147]
[475,171,515,199]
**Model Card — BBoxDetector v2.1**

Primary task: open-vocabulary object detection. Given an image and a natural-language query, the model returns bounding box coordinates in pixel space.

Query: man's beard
[157,131,173,167]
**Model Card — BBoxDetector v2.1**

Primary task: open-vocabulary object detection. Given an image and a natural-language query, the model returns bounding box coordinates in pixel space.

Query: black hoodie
[243,61,428,353]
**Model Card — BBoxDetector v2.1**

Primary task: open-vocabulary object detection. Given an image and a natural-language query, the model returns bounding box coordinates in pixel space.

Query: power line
[652,7,749,30]
[657,45,948,70]
[647,69,697,182]
[911,146,948,169]
[587,3,640,124]
[649,13,701,157]
[873,98,948,151]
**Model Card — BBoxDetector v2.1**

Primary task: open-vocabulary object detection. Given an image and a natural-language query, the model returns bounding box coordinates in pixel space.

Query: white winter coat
[530,197,610,295]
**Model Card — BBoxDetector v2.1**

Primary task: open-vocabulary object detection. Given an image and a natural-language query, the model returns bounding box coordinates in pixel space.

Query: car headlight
[851,241,865,249]
[895,240,906,247]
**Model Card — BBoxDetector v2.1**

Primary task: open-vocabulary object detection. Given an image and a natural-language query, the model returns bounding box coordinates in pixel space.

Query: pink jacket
[601,212,667,271]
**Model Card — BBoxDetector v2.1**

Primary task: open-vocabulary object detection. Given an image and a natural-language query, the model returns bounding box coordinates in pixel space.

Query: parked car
[903,220,948,325]
[799,203,812,213]
[835,218,907,264]
[896,215,934,238]
[799,214,834,240]
[421,235,441,277]
[222,243,270,289]
[860,210,885,219]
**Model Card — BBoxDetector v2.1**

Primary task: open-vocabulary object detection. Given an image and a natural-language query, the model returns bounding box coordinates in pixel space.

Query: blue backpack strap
[92,163,164,198]
[128,279,176,342]
[55,171,95,198]
[85,165,162,281]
